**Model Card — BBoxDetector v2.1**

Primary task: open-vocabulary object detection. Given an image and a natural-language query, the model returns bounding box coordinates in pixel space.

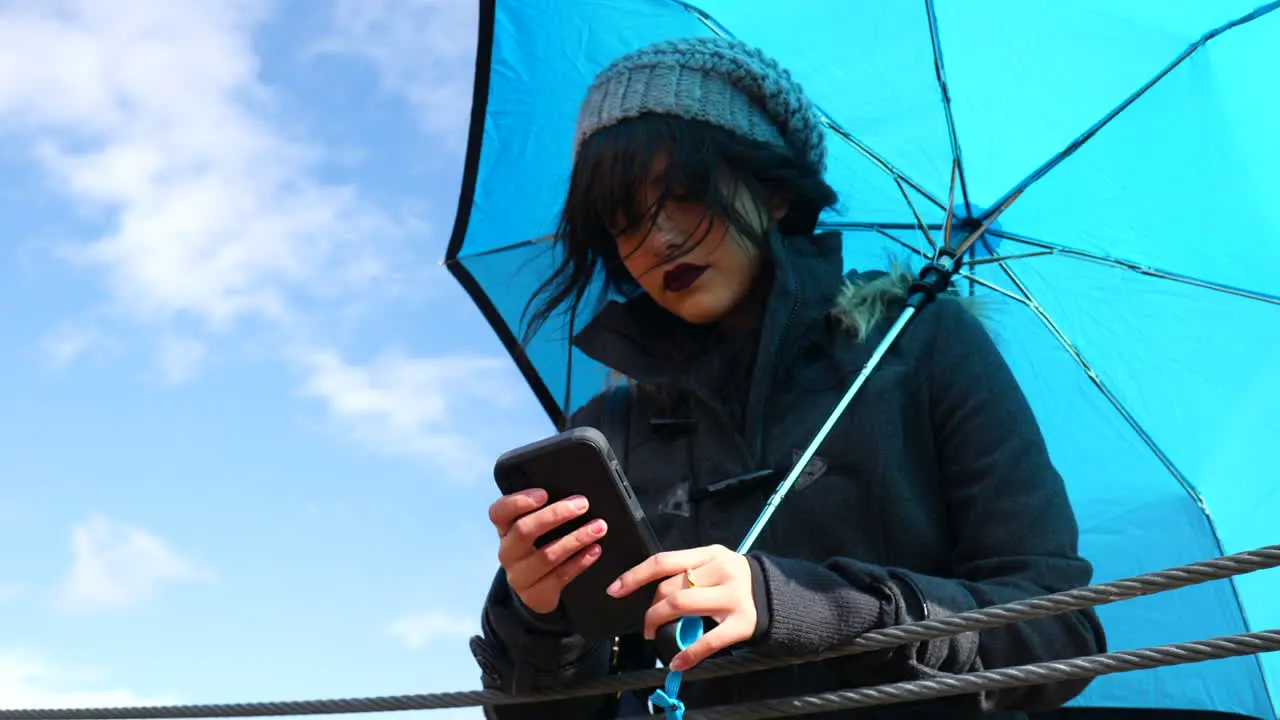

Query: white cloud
[387,609,477,650]
[298,349,531,482]
[0,649,172,709]
[157,336,207,385]
[0,0,401,369]
[41,323,104,367]
[1,2,519,474]
[57,514,213,614]
[312,0,477,146]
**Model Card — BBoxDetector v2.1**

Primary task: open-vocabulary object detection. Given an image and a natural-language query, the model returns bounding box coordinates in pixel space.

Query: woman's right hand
[489,488,609,615]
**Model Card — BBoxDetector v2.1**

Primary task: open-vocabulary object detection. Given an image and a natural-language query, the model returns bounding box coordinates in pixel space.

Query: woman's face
[614,170,786,325]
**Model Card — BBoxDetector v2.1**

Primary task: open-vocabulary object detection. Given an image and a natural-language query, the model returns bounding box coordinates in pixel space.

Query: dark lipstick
[662,263,708,292]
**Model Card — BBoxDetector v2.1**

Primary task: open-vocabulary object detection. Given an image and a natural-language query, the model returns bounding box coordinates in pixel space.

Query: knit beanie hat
[574,36,827,173]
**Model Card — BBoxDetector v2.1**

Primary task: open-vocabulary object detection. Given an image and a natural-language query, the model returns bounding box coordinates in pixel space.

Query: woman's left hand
[607,544,757,671]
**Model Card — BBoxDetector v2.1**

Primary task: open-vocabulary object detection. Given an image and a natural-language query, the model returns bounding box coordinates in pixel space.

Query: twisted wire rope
[1,546,1276,719]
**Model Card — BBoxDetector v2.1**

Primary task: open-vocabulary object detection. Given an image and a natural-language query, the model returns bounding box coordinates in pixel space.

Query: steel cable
[672,630,1280,720]
[2,545,1277,719]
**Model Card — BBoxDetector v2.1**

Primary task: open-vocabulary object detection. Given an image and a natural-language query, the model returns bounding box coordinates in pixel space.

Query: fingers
[650,574,686,610]
[506,517,609,590]
[670,616,755,671]
[643,586,732,639]
[515,543,604,615]
[637,551,757,670]
[608,545,727,598]
[650,560,726,607]
[497,495,590,566]
[492,493,608,616]
[488,489,548,536]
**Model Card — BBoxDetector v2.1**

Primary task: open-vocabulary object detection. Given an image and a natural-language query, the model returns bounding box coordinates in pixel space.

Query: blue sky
[2,1,1279,718]
[0,1,545,717]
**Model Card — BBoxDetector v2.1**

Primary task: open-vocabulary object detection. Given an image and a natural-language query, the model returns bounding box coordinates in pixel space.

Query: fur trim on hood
[831,262,993,343]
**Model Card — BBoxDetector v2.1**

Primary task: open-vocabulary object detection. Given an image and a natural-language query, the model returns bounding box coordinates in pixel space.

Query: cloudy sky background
[0,1,543,717]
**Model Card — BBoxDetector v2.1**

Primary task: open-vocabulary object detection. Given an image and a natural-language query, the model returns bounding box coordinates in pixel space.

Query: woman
[469,36,1107,719]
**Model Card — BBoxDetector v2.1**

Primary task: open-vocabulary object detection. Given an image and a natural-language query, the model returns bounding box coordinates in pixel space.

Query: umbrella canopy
[445,0,1280,716]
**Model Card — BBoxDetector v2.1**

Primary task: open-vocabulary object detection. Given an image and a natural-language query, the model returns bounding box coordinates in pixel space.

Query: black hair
[519,114,838,345]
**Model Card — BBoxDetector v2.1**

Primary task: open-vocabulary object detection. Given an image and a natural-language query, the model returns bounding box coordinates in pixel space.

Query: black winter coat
[470,230,1107,718]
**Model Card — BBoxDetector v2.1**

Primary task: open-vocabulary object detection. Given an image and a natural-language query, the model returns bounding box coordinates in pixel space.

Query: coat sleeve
[468,390,633,720]
[747,297,1107,714]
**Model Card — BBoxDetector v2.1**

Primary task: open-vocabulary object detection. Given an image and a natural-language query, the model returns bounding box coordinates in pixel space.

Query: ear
[770,195,791,220]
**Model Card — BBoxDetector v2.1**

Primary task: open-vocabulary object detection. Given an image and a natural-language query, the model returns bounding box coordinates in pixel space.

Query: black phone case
[493,427,662,640]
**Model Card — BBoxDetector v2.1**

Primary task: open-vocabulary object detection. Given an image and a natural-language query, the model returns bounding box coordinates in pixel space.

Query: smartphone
[493,427,662,639]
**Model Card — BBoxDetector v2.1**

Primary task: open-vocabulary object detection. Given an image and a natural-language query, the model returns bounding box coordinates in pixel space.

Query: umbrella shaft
[737,306,919,554]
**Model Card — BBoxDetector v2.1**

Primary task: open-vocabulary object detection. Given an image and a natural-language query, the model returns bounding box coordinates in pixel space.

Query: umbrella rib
[871,228,932,263]
[444,234,556,265]
[827,229,1268,700]
[670,0,948,212]
[860,223,1280,307]
[821,122,947,212]
[985,259,1271,701]
[562,302,579,417]
[990,230,1280,306]
[982,0,1280,222]
[748,219,1273,703]
[955,270,1029,305]
[924,0,973,218]
[870,228,1018,306]
[871,227,1259,650]
[994,264,1205,510]
[893,177,939,254]
[871,228,1041,309]
[964,250,1056,266]
[820,221,945,232]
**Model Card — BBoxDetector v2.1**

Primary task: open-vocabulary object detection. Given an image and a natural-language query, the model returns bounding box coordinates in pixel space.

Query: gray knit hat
[574,36,827,172]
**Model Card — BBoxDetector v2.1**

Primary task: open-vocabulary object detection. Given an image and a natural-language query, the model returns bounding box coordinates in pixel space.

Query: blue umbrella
[445,0,1280,716]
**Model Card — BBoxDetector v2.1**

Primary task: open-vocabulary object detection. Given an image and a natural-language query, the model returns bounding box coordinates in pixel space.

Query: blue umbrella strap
[649,617,705,719]
[647,672,685,720]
